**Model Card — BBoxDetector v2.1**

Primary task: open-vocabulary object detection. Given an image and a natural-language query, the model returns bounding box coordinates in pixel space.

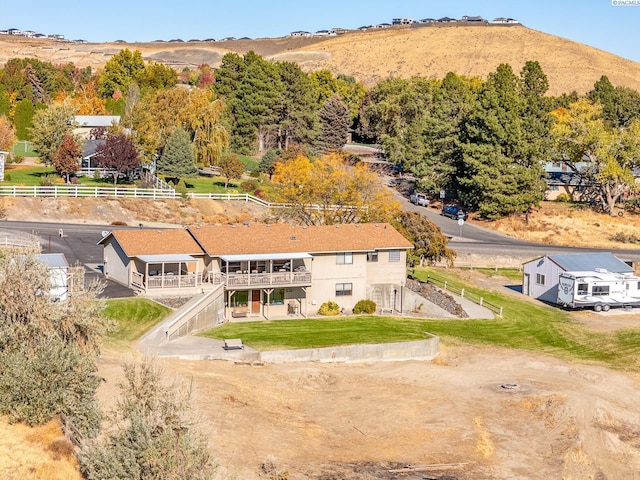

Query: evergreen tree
[276,62,318,149]
[318,94,350,151]
[157,128,197,181]
[459,63,547,219]
[13,99,35,140]
[259,148,281,180]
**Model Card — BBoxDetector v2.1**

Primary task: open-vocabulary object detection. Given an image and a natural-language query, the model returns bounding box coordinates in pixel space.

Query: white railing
[0,185,177,199]
[213,271,312,287]
[0,186,364,212]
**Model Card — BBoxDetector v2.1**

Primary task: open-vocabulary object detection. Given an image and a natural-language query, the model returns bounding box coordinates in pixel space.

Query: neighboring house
[37,253,70,302]
[437,17,458,23]
[0,150,8,181]
[80,138,105,176]
[99,223,414,319]
[522,253,634,303]
[74,115,121,139]
[392,18,415,25]
[461,16,486,23]
[289,31,311,37]
[492,17,520,24]
[542,159,590,200]
[419,18,436,24]
[7,28,22,35]
[374,23,391,29]
[314,30,334,36]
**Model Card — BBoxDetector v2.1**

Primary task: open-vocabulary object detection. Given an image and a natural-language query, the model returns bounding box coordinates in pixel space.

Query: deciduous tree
[29,100,77,164]
[218,153,245,188]
[98,49,145,98]
[551,99,640,215]
[52,133,81,182]
[395,211,456,267]
[95,133,140,186]
[272,153,400,225]
[0,115,17,152]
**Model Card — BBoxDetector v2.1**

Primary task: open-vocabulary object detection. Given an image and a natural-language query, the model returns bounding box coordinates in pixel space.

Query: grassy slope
[204,267,640,371]
[103,298,171,349]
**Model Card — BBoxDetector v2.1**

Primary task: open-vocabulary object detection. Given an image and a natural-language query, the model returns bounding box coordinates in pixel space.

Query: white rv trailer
[557,269,640,311]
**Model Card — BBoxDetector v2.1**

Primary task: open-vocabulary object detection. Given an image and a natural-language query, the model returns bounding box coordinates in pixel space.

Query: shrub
[3,173,10,182]
[175,179,189,198]
[249,170,261,178]
[353,299,376,314]
[253,189,265,199]
[39,174,59,186]
[318,301,339,316]
[240,180,256,192]
[555,193,572,202]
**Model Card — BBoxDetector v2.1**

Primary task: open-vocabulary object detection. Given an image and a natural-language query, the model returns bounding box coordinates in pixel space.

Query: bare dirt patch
[95,344,640,480]
[472,201,640,250]
[1,197,268,227]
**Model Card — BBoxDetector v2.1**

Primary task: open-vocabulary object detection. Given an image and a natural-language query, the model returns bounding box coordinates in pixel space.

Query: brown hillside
[2,24,640,95]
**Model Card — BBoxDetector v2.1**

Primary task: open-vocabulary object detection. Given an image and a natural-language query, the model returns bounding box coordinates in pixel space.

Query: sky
[1,0,640,63]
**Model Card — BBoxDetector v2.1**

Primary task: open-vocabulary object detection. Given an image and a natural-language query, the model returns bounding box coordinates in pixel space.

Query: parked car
[410,192,430,207]
[442,205,465,220]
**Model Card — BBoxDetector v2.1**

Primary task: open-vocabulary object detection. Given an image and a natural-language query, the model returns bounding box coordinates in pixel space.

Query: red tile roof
[188,223,413,256]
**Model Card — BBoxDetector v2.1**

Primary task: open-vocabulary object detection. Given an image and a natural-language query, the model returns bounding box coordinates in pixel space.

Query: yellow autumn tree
[71,78,107,115]
[272,152,401,225]
[551,99,640,215]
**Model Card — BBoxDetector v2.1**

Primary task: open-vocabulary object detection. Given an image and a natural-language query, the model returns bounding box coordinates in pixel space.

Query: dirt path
[97,343,640,480]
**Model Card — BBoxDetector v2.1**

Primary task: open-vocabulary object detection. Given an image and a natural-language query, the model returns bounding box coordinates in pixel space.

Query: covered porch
[131,254,203,291]
[226,286,308,320]
[211,253,313,288]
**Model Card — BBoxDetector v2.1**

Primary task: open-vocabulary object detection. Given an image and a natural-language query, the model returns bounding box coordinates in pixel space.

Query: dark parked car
[442,205,465,220]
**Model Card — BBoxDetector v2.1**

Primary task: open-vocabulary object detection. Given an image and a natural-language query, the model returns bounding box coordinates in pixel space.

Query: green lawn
[460,267,523,281]
[3,165,55,184]
[11,141,38,158]
[103,298,171,349]
[202,267,640,372]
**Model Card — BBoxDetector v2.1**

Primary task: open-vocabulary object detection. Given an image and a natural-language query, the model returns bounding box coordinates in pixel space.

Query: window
[336,283,353,296]
[577,283,588,295]
[389,250,400,262]
[269,289,285,305]
[535,273,545,285]
[592,285,610,296]
[336,252,353,264]
[231,291,248,307]
[367,251,378,262]
[549,185,559,191]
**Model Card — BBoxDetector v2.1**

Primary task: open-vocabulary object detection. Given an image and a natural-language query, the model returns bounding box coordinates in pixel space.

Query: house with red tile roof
[99,223,413,319]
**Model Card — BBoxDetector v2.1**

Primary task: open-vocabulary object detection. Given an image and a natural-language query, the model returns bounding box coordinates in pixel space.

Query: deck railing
[212,271,312,287]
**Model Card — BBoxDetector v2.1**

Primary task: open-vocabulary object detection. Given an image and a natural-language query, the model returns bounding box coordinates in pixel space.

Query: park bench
[223,338,244,350]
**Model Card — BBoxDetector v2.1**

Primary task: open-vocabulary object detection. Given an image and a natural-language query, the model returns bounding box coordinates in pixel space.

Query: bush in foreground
[353,299,376,314]
[318,301,339,316]
[80,358,216,480]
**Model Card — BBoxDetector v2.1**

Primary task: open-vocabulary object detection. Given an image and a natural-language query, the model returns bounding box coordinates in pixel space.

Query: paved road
[0,220,144,298]
[394,189,640,263]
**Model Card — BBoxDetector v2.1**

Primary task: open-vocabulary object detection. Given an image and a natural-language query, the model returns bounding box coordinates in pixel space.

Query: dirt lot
[96,332,640,480]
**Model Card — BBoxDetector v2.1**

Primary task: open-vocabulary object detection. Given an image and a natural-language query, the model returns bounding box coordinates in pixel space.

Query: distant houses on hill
[289,14,519,37]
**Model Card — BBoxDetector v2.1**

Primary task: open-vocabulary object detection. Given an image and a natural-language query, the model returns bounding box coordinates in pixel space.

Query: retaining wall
[173,335,440,364]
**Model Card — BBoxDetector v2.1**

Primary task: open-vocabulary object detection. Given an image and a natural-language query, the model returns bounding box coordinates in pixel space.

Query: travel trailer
[557,269,640,311]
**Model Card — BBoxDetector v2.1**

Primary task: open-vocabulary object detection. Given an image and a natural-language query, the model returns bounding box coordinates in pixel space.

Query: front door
[523,274,530,296]
[251,290,261,314]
